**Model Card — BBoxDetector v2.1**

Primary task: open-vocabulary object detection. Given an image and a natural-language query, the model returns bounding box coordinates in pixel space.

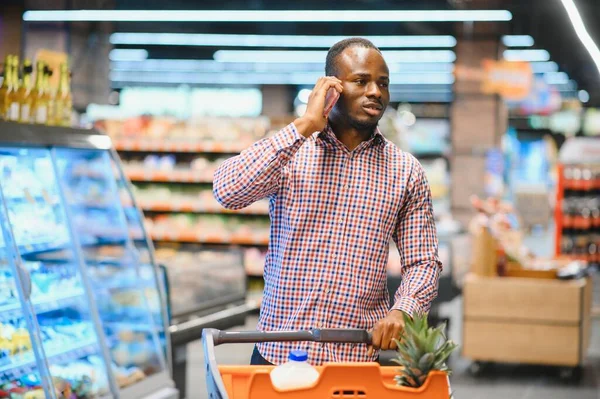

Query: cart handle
[207,328,373,346]
[202,328,373,399]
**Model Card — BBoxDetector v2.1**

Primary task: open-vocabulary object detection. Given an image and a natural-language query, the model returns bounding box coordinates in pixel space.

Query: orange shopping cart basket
[202,328,451,399]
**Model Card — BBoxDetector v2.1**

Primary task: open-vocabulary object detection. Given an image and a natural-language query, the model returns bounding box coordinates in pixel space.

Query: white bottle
[270,350,320,390]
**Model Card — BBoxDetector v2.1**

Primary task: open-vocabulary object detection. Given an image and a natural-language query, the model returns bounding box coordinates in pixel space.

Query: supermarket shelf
[70,201,114,210]
[125,169,213,184]
[0,338,99,382]
[0,121,109,150]
[150,231,269,246]
[137,201,269,216]
[5,195,59,206]
[71,168,108,180]
[94,276,151,292]
[18,241,70,257]
[0,300,21,319]
[412,151,448,160]
[115,139,248,154]
[105,321,156,332]
[0,289,86,321]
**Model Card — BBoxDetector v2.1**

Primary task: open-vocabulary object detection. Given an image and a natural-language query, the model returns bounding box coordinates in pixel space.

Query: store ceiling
[19,0,600,104]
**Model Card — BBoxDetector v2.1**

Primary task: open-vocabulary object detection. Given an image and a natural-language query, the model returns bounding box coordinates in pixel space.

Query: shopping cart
[202,328,451,399]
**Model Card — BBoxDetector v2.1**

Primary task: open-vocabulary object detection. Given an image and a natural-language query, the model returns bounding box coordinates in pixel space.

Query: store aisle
[186,315,257,398]
[186,300,600,399]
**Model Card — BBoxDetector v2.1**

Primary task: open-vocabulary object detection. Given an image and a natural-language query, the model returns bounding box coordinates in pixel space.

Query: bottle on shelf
[0,55,9,120]
[0,55,16,121]
[55,62,72,127]
[31,61,48,125]
[18,59,33,123]
[44,65,56,126]
[7,55,20,122]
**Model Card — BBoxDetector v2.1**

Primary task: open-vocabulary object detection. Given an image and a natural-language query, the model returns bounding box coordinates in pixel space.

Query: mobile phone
[323,88,340,118]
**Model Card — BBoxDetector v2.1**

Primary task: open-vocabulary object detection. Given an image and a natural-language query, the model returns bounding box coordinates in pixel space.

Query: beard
[347,114,379,132]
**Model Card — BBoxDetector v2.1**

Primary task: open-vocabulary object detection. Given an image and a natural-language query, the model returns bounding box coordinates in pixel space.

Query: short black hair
[325,37,381,76]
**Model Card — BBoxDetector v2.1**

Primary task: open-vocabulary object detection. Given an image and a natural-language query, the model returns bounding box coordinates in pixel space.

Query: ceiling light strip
[110,59,455,73]
[501,35,534,47]
[110,33,457,48]
[109,70,455,85]
[213,49,456,63]
[23,9,512,22]
[559,0,600,76]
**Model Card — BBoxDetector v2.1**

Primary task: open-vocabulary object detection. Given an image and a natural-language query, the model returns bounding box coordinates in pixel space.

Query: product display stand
[555,137,600,315]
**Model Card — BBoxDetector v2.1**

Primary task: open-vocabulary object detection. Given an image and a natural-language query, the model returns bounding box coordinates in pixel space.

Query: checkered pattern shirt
[213,122,441,365]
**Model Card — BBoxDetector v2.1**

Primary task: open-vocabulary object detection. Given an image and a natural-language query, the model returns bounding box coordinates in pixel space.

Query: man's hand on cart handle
[368,310,405,356]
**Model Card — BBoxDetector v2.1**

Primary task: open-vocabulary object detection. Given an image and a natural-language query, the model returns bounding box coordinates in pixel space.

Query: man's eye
[380,82,389,88]
[355,79,365,85]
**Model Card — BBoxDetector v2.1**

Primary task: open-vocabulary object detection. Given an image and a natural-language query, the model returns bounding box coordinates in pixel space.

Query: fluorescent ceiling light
[530,61,559,73]
[214,50,456,63]
[110,59,455,74]
[110,70,455,85]
[543,71,569,84]
[546,80,578,91]
[23,9,512,22]
[503,49,550,62]
[502,35,534,47]
[559,0,600,76]
[110,33,457,48]
[109,49,148,61]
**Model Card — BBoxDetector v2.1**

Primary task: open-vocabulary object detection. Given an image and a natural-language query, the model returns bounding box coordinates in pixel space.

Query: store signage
[481,60,533,101]
[454,59,533,101]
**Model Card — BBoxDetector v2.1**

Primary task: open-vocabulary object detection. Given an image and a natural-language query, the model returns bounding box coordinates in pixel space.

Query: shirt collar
[317,124,386,147]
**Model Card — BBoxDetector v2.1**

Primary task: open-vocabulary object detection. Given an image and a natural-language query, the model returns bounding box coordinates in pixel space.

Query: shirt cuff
[391,296,422,317]
[269,122,306,152]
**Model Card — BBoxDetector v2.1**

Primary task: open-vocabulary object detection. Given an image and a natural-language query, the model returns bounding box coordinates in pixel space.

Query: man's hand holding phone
[294,76,343,138]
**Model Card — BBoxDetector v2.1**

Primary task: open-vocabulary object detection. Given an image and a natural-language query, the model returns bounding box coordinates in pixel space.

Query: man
[213,37,441,366]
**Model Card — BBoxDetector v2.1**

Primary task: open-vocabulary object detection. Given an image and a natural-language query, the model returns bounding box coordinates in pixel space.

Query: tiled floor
[185,299,600,399]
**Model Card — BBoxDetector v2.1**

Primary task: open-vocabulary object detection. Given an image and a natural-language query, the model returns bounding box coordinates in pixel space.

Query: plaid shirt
[213,122,441,365]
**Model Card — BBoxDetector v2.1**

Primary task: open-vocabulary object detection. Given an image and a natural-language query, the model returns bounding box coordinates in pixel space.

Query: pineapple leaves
[393,312,459,389]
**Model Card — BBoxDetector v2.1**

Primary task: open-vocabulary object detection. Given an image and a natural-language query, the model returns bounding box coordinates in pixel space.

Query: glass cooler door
[0,189,58,398]
[0,147,115,398]
[52,148,168,392]
[112,153,170,360]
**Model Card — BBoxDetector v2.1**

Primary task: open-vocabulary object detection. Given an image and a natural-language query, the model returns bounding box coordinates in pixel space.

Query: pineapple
[392,312,458,388]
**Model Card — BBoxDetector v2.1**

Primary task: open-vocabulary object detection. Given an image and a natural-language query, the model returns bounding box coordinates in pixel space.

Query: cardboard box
[462,273,592,367]
[470,226,497,277]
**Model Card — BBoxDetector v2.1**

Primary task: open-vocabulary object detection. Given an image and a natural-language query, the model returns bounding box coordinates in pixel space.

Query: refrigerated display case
[0,121,177,399]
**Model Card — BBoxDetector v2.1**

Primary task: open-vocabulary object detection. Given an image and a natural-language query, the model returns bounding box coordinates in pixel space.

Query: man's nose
[366,81,382,99]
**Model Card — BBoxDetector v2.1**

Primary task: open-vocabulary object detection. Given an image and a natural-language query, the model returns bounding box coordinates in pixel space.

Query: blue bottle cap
[289,350,308,362]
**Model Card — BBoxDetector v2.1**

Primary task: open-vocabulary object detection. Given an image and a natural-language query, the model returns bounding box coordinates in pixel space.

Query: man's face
[331,46,390,131]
